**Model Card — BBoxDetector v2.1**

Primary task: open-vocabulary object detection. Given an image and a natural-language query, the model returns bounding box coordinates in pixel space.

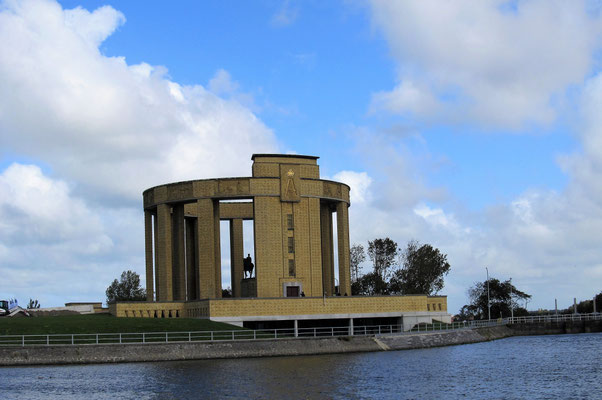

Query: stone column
[144,210,154,301]
[153,213,160,300]
[185,218,198,300]
[171,204,186,301]
[156,204,173,301]
[336,202,351,296]
[197,199,222,299]
[230,218,244,298]
[320,203,335,296]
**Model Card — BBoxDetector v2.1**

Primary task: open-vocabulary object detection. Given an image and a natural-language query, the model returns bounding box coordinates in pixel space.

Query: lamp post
[486,267,491,321]
[509,278,514,321]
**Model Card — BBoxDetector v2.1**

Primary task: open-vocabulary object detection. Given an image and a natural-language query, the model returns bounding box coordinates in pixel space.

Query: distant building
[111,154,450,330]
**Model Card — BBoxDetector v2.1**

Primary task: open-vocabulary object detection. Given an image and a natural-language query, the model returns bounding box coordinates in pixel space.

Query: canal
[3,332,601,399]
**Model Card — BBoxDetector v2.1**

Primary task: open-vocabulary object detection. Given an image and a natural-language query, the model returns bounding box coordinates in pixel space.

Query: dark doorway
[286,286,300,297]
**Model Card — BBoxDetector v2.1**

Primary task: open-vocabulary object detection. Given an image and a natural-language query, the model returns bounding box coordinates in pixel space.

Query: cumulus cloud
[369,0,602,128]
[0,163,117,305]
[332,170,373,205]
[0,0,278,305]
[0,0,277,204]
[340,96,602,312]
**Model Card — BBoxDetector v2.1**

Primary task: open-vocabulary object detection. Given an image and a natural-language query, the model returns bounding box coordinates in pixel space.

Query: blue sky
[1,0,602,313]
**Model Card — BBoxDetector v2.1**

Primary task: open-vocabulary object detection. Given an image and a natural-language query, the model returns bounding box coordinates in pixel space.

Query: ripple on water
[2,333,601,400]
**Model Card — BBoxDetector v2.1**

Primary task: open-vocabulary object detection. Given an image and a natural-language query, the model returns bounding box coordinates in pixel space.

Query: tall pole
[510,278,514,320]
[486,267,491,321]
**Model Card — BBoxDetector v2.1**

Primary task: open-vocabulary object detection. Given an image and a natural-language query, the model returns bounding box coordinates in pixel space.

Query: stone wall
[0,326,511,366]
[508,319,602,335]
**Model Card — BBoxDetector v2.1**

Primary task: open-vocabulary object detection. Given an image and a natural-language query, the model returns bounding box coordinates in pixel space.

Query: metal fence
[0,312,599,348]
[507,312,602,324]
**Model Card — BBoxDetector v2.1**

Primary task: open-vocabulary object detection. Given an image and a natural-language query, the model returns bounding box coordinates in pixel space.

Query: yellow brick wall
[111,296,447,318]
[249,178,280,195]
[254,196,283,297]
[209,295,433,317]
[193,180,217,197]
[253,163,280,178]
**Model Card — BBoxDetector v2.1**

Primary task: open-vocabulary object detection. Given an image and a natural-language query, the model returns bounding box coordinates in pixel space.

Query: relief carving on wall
[280,164,301,202]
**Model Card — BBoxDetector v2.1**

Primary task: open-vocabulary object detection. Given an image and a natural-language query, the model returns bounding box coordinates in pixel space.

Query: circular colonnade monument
[112,154,450,330]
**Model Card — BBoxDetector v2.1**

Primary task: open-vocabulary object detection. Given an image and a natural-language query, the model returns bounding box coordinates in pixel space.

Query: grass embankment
[0,314,243,336]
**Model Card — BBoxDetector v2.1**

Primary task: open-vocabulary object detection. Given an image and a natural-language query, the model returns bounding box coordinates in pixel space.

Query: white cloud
[208,69,239,96]
[271,0,299,27]
[0,163,119,306]
[342,106,602,312]
[332,170,373,205]
[369,0,602,128]
[0,0,279,305]
[0,0,277,204]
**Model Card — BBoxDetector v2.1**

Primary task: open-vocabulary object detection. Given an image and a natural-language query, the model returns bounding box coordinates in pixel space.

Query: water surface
[2,333,601,399]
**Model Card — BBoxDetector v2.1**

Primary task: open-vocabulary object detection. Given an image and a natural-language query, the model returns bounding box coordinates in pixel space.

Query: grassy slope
[0,314,244,336]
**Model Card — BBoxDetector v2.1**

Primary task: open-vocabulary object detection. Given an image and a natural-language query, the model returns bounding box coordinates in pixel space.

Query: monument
[111,154,450,330]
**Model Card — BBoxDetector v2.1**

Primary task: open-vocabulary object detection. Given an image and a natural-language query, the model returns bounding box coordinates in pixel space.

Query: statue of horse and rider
[243,254,254,279]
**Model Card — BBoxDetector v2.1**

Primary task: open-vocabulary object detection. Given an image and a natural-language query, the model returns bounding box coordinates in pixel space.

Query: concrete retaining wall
[0,326,512,366]
[509,319,602,336]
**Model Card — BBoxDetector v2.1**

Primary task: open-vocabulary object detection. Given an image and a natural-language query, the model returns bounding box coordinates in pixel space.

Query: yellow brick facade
[111,295,448,319]
[125,154,450,325]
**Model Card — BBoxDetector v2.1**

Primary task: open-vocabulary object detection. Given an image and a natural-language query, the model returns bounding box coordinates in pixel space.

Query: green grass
[410,320,456,332]
[0,314,245,336]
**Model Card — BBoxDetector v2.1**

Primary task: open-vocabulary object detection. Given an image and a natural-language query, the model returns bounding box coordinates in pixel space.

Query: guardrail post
[142,333,145,343]
[72,335,74,345]
[189,332,191,342]
[96,334,99,344]
[165,332,168,343]
[47,335,49,346]
[119,333,122,344]
[254,330,256,340]
[22,336,24,347]
[232,331,234,341]
[211,331,214,341]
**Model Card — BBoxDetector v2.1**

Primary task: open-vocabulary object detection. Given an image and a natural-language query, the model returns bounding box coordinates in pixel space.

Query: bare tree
[367,238,399,282]
[350,244,366,282]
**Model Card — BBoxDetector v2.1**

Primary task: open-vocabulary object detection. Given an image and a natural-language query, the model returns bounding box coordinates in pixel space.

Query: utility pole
[486,267,491,321]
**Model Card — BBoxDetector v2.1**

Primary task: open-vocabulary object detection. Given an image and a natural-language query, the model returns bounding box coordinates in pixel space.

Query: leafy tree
[350,244,366,283]
[390,240,450,295]
[106,270,146,304]
[462,278,531,320]
[367,238,398,282]
[352,272,389,296]
[27,299,41,309]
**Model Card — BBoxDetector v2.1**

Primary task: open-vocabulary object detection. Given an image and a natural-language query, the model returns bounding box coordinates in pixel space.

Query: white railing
[507,312,602,324]
[0,313,598,348]
[0,321,497,347]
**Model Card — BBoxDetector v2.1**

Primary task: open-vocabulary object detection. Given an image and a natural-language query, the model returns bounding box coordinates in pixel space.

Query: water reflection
[2,333,601,400]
